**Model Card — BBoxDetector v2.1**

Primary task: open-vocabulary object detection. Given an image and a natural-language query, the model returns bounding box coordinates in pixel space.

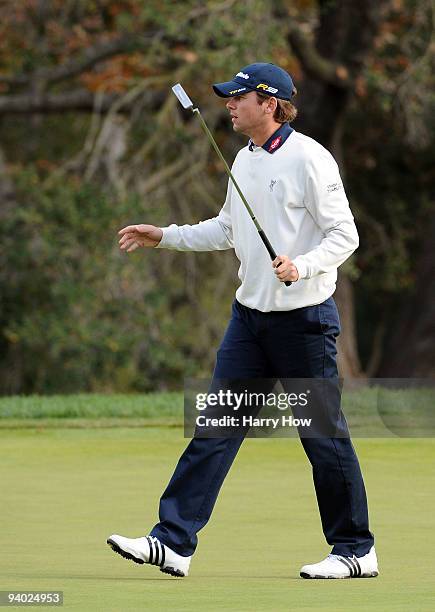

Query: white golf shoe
[107,534,191,577]
[300,546,379,579]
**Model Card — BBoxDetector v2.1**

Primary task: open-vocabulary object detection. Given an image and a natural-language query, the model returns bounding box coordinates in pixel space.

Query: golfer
[108,63,378,579]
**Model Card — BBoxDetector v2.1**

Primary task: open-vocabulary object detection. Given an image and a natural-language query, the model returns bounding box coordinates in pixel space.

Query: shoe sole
[300,571,379,579]
[106,538,185,578]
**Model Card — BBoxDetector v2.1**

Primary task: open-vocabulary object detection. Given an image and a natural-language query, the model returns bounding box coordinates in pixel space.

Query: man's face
[225,91,271,135]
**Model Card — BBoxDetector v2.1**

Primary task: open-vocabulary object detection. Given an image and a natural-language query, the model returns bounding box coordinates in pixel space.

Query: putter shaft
[172,84,292,286]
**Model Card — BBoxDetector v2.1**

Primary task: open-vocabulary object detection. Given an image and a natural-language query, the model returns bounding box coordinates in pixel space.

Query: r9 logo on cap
[257,83,278,94]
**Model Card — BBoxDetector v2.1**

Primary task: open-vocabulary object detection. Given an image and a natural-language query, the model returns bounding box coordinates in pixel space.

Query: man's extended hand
[272,255,299,283]
[118,224,163,252]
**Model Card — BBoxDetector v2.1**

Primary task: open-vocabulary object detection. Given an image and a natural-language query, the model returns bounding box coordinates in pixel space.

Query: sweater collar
[248,123,293,154]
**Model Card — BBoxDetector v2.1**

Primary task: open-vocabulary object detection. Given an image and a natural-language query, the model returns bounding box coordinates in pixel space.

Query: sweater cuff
[292,256,309,280]
[155,224,178,249]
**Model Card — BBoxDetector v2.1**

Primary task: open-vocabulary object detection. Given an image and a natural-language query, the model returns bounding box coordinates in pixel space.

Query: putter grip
[258,230,292,287]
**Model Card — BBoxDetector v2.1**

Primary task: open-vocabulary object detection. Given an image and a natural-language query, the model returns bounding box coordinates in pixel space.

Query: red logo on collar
[268,136,282,152]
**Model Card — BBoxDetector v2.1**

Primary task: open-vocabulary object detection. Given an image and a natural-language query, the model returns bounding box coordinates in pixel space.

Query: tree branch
[0,0,237,90]
[286,22,352,87]
[0,31,163,88]
[0,146,16,209]
[0,0,240,90]
[0,87,165,115]
[272,0,352,88]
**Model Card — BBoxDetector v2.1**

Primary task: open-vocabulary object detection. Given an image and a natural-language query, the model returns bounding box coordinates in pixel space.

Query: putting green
[1,428,434,611]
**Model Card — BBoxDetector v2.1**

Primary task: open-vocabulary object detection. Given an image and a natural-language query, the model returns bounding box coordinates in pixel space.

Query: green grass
[0,427,434,611]
[0,393,183,429]
[1,386,433,437]
[0,393,183,419]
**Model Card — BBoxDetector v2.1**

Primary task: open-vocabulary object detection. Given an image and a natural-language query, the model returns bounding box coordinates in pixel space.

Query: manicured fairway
[1,428,434,611]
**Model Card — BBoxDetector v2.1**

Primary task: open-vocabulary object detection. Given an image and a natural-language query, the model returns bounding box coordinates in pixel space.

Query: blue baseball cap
[212,62,296,101]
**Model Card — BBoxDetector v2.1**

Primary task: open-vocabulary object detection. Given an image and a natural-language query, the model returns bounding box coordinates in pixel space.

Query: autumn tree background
[0,0,433,394]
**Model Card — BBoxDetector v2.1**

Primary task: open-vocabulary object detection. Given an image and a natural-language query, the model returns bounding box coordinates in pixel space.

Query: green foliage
[0,0,433,390]
[0,169,231,394]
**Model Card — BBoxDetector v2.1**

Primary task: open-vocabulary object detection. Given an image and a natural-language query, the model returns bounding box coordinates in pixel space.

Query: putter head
[172,83,194,110]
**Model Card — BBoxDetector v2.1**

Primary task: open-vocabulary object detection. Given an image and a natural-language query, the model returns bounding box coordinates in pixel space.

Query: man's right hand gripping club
[118,224,163,252]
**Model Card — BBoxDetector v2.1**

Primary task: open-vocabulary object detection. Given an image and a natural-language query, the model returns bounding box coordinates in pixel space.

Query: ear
[265,97,277,114]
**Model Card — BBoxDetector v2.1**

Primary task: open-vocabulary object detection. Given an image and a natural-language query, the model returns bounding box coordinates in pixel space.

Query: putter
[171,83,292,287]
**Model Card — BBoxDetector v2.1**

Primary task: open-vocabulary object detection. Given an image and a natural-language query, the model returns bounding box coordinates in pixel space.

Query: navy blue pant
[150,298,374,557]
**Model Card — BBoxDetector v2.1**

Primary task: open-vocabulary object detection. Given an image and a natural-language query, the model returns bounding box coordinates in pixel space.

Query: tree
[273,0,391,376]
[0,0,432,392]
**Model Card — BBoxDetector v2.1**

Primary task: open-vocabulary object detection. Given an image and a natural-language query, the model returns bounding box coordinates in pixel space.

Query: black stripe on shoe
[351,556,362,577]
[147,536,166,568]
[155,540,162,567]
[336,556,355,577]
[154,538,161,566]
[348,557,359,577]
[147,536,154,565]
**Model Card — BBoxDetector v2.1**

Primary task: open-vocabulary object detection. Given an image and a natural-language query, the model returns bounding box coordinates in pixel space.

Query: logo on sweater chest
[269,179,277,192]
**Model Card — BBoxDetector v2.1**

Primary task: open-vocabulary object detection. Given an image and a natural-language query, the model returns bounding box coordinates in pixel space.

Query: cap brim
[212,80,252,97]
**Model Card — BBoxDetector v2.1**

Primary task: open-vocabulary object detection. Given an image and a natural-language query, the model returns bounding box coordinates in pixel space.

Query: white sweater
[157,130,359,312]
